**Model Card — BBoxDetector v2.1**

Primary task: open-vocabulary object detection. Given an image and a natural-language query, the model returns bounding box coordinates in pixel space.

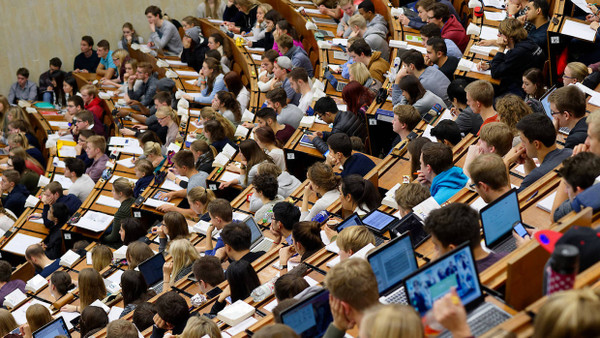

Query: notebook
[403,243,511,337]
[138,252,166,293]
[245,216,274,253]
[480,188,525,253]
[367,233,418,305]
[280,289,333,338]
[32,317,71,338]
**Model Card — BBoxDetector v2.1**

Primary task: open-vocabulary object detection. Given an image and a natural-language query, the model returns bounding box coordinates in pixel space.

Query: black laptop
[280,289,333,338]
[138,252,166,293]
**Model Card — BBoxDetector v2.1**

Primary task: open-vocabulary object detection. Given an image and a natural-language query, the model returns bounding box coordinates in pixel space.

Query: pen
[526,190,538,202]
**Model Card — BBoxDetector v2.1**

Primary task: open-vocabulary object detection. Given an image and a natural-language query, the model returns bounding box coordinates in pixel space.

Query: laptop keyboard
[374,235,386,247]
[382,286,408,305]
[438,303,510,338]
[252,238,273,253]
[151,281,164,294]
[494,237,517,253]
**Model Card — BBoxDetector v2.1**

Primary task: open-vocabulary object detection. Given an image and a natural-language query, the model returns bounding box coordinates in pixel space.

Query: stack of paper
[484,11,506,21]
[72,211,114,232]
[116,157,135,168]
[241,109,255,122]
[219,171,240,183]
[144,198,175,209]
[96,195,121,208]
[299,115,316,128]
[59,250,81,267]
[536,191,557,212]
[113,245,128,261]
[25,275,47,293]
[382,183,402,209]
[218,300,256,326]
[235,125,250,138]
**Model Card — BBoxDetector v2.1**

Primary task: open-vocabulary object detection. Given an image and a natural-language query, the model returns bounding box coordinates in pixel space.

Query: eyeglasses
[550,110,563,116]
[562,74,575,79]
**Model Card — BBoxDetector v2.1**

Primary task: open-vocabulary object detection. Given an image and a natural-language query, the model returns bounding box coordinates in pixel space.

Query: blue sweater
[195,73,226,104]
[341,153,376,178]
[430,166,468,204]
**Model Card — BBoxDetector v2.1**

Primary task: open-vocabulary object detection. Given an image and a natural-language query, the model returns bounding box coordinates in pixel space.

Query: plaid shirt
[515,8,535,32]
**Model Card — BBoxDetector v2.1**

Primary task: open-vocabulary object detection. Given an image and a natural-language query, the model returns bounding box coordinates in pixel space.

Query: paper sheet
[49,121,70,128]
[56,311,81,329]
[175,70,200,77]
[421,124,438,142]
[484,11,506,21]
[161,179,183,191]
[571,0,593,13]
[333,51,349,60]
[220,171,240,182]
[303,8,322,14]
[52,174,73,189]
[225,317,258,336]
[109,175,137,184]
[165,59,188,66]
[108,306,124,322]
[73,211,114,232]
[561,19,596,42]
[3,233,42,255]
[58,145,77,158]
[482,0,505,8]
[537,191,557,212]
[116,157,135,168]
[144,198,176,208]
[109,137,139,147]
[251,54,262,61]
[264,299,278,312]
[480,25,499,40]
[96,195,121,208]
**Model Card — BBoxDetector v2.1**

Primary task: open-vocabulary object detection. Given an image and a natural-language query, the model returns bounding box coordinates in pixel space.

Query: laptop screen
[541,86,557,119]
[362,209,397,232]
[281,289,333,338]
[245,216,263,245]
[480,189,520,246]
[367,233,418,295]
[392,213,429,247]
[335,213,362,232]
[405,244,482,316]
[138,253,166,286]
[33,317,70,338]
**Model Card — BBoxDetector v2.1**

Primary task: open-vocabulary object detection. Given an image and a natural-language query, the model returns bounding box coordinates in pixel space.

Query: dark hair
[216,90,242,122]
[155,291,189,327]
[97,39,110,50]
[342,81,374,117]
[266,88,288,106]
[173,150,196,170]
[399,75,426,104]
[139,129,162,146]
[516,113,556,147]
[420,23,442,38]
[50,203,70,227]
[529,0,550,18]
[428,2,450,21]
[221,222,252,252]
[193,256,226,286]
[262,49,280,63]
[163,212,190,241]
[80,306,108,337]
[548,85,586,118]
[341,175,382,213]
[50,71,66,106]
[132,302,156,332]
[254,126,280,148]
[402,50,426,71]
[0,261,11,283]
[207,198,233,222]
[558,152,600,190]
[144,5,162,18]
[227,260,261,302]
[153,91,172,105]
[64,76,79,94]
[292,221,324,255]
[203,57,224,94]
[120,218,148,245]
[64,158,86,177]
[265,9,283,25]
[314,97,338,116]
[223,71,244,97]
[289,68,309,83]
[16,68,29,78]
[274,274,309,301]
[447,78,470,105]
[358,0,375,12]
[204,119,226,142]
[430,120,462,146]
[253,173,279,200]
[50,271,74,297]
[272,202,301,231]
[347,38,372,57]
[522,68,545,99]
[81,36,94,47]
[239,139,274,184]
[10,156,27,175]
[427,37,447,56]
[421,142,453,174]
[121,270,150,306]
[256,107,278,122]
[49,57,62,68]
[327,133,353,157]
[424,203,480,249]
[204,49,222,61]
[276,19,300,41]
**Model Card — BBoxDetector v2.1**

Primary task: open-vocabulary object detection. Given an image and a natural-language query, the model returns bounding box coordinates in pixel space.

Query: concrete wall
[0,0,199,95]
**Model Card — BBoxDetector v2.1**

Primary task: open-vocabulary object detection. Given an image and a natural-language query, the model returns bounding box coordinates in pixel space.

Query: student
[151,292,190,337]
[258,49,280,91]
[392,75,446,116]
[91,245,113,272]
[133,159,154,198]
[248,3,272,38]
[63,159,94,203]
[255,324,300,337]
[273,20,304,55]
[35,182,81,230]
[143,141,166,172]
[107,320,138,338]
[522,68,546,113]
[0,310,18,337]
[524,0,550,50]
[269,201,301,247]
[425,37,459,81]
[47,66,67,106]
[203,199,233,258]
[334,0,357,37]
[197,0,227,20]
[226,0,259,34]
[0,261,25,306]
[349,62,382,94]
[155,107,178,152]
[182,57,226,104]
[256,162,301,202]
[357,0,389,34]
[190,140,216,174]
[7,132,45,167]
[265,87,303,129]
[289,68,315,114]
[95,40,117,80]
[102,178,136,247]
[301,163,342,221]
[468,153,512,204]
[74,36,101,73]
[23,304,53,335]
[43,203,69,259]
[360,304,424,337]
[552,153,600,221]
[252,173,284,223]
[84,135,110,182]
[495,94,533,138]
[342,81,375,123]
[192,256,226,300]
[279,221,325,268]
[220,139,274,188]
[155,212,192,253]
[63,75,79,102]
[210,260,261,315]
[254,127,285,171]
[39,57,65,102]
[132,302,157,332]
[561,62,588,86]
[425,203,508,271]
[326,133,376,177]
[126,62,158,109]
[224,71,251,112]
[426,3,469,51]
[162,239,200,292]
[80,85,105,121]
[73,110,106,139]
[145,6,183,55]
[204,120,237,153]
[120,86,170,127]
[119,218,151,245]
[8,68,37,104]
[463,122,514,177]
[25,244,60,278]
[308,97,367,154]
[419,23,463,59]
[323,258,380,338]
[394,183,431,217]
[178,316,222,338]
[505,114,573,191]
[395,49,450,104]
[334,226,376,260]
[390,105,421,149]
[339,174,381,216]
[464,80,498,134]
[221,222,266,262]
[61,268,107,313]
[212,90,241,126]
[430,120,462,147]
[398,0,434,29]
[0,170,28,216]
[180,26,208,73]
[274,274,309,301]
[207,33,232,69]
[126,242,154,270]
[277,34,314,77]
[548,85,588,149]
[347,38,389,83]
[118,22,143,49]
[347,14,390,61]
[418,142,469,204]
[49,271,75,301]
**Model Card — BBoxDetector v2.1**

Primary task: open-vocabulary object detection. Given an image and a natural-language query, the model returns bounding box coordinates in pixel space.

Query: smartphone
[513,222,528,238]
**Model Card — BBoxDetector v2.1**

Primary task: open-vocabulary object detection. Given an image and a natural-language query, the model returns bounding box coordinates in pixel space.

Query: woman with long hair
[212,90,242,126]
[190,139,216,174]
[79,305,108,337]
[253,127,285,170]
[44,202,69,259]
[248,3,273,40]
[62,76,79,102]
[119,218,150,245]
[155,211,191,252]
[102,178,136,247]
[273,19,304,55]
[349,62,381,95]
[193,107,235,142]
[91,244,113,272]
[117,22,142,49]
[342,81,374,124]
[279,221,325,269]
[203,119,237,153]
[300,162,342,221]
[339,175,382,216]
[196,0,226,19]
[9,146,44,175]
[1,106,32,138]
[143,141,166,173]
[0,309,18,337]
[120,270,154,318]
[393,75,446,116]
[7,132,44,166]
[126,242,154,270]
[162,239,200,292]
[408,136,432,180]
[183,57,226,104]
[50,70,66,107]
[522,68,546,114]
[188,186,216,222]
[181,26,209,73]
[0,95,9,135]
[210,260,260,315]
[496,94,533,137]
[220,139,274,188]
[225,0,259,35]
[61,268,107,313]
[207,33,232,69]
[223,71,251,111]
[25,304,53,334]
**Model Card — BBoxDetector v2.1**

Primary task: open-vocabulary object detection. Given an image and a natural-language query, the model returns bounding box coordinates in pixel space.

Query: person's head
[0,309,17,337]
[79,306,109,337]
[464,80,494,113]
[208,33,224,51]
[327,133,353,163]
[91,244,113,272]
[313,97,339,124]
[145,5,163,23]
[398,75,426,105]
[347,38,372,65]
[0,261,12,284]
[203,119,226,142]
[562,62,588,85]
[78,268,107,309]
[348,13,368,36]
[336,225,376,260]
[80,84,97,104]
[0,95,8,114]
[207,198,233,229]
[424,203,480,258]
[271,201,301,235]
[96,40,110,59]
[48,203,69,228]
[585,110,600,155]
[468,153,510,203]
[272,56,292,81]
[274,274,310,301]
[357,0,376,19]
[326,258,379,323]
[213,90,241,122]
[307,162,341,193]
[408,137,432,180]
[85,135,106,159]
[25,244,49,269]
[50,270,74,299]
[119,218,148,245]
[264,9,283,33]
[548,85,587,129]
[254,324,300,338]
[348,62,371,85]
[221,222,252,254]
[292,221,324,257]
[256,107,279,129]
[495,94,532,135]
[360,304,424,338]
[522,68,545,99]
[253,172,279,202]
[260,49,280,74]
[167,239,200,284]
[342,80,374,115]
[112,177,134,200]
[558,152,600,201]
[193,256,226,293]
[223,71,245,97]
[430,120,462,146]
[132,302,157,332]
[227,260,261,301]
[162,211,191,241]
[126,242,154,270]
[340,175,381,214]
[426,2,450,26]
[172,150,196,177]
[420,142,453,181]
[106,320,138,338]
[392,105,421,136]
[516,113,557,158]
[233,0,257,13]
[143,141,162,160]
[275,33,294,53]
[478,122,513,156]
[338,0,356,16]
[121,21,138,39]
[394,183,431,216]
[420,22,442,44]
[498,17,528,44]
[0,170,19,193]
[78,129,95,149]
[289,68,310,93]
[425,37,448,65]
[154,291,189,329]
[525,0,550,21]
[120,269,149,306]
[135,62,153,82]
[254,126,279,149]
[63,158,85,180]
[16,68,29,87]
[155,106,177,128]
[63,75,79,96]
[80,35,95,54]
[134,158,154,179]
[179,316,222,338]
[187,186,216,216]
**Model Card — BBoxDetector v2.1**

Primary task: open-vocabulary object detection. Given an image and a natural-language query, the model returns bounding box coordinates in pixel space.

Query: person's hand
[46,86,53,92]
[259,73,269,82]
[226,163,240,173]
[433,288,471,337]
[80,69,89,73]
[477,39,497,46]
[504,145,526,165]
[507,1,521,15]
[58,129,68,136]
[573,143,590,155]
[157,204,176,212]
[149,23,156,32]
[303,184,315,198]
[163,261,173,277]
[161,191,175,201]
[128,73,137,84]
[496,36,508,48]
[242,121,255,129]
[117,110,130,118]
[227,22,236,31]
[246,40,254,47]
[120,128,136,136]
[133,124,148,130]
[61,304,78,312]
[517,15,526,23]
[166,170,176,181]
[395,66,409,82]
[270,222,282,239]
[270,80,282,90]
[182,37,192,49]
[512,226,535,247]
[279,245,296,264]
[20,323,32,338]
[398,14,410,25]
[424,54,433,66]
[323,224,337,241]
[152,224,167,238]
[591,21,600,31]
[182,94,193,101]
[477,62,490,71]
[153,313,169,329]
[219,180,236,189]
[306,132,318,141]
[329,295,355,331]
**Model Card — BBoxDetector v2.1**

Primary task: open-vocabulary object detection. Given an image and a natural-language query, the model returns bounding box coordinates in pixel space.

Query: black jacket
[490,38,545,96]
[181,40,209,73]
[313,111,366,154]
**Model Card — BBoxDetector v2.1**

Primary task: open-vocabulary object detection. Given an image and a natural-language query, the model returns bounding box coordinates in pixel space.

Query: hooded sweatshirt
[441,15,469,52]
[367,14,389,35]
[364,26,390,61]
[367,51,391,83]
[430,166,469,204]
[490,38,545,96]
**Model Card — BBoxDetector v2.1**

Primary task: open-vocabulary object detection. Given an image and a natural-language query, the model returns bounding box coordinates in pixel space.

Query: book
[217,300,256,326]
[59,250,80,268]
[113,245,128,261]
[412,197,441,222]
[235,125,250,138]
[299,116,316,129]
[536,191,557,212]
[3,288,27,308]
[25,275,47,293]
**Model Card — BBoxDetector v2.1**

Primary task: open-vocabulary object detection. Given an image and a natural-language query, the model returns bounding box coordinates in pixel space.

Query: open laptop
[334,212,387,246]
[367,232,419,305]
[390,213,430,249]
[404,243,511,337]
[138,252,166,293]
[245,216,274,253]
[280,288,333,338]
[541,85,570,135]
[480,188,526,253]
[33,317,71,338]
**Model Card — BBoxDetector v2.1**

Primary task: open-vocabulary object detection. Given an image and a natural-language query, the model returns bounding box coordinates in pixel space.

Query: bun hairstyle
[292,221,324,254]
[143,141,162,157]
[187,186,216,213]
[113,177,135,198]
[307,162,341,192]
[50,271,75,297]
[341,175,381,213]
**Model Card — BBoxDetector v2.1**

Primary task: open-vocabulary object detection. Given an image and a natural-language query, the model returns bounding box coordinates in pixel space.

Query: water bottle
[251,277,277,302]
[311,210,329,224]
[423,310,444,336]
[544,244,579,295]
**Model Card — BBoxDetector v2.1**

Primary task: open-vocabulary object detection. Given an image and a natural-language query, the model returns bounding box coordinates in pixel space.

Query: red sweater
[441,15,469,52]
[85,97,104,121]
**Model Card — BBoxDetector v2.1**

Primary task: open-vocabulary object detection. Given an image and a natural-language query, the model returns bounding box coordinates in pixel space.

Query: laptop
[480,188,527,253]
[245,216,274,253]
[336,81,347,92]
[403,243,511,337]
[138,252,166,293]
[541,85,570,135]
[335,212,387,246]
[389,213,430,249]
[367,232,419,305]
[33,317,71,338]
[280,289,333,338]
[362,209,399,243]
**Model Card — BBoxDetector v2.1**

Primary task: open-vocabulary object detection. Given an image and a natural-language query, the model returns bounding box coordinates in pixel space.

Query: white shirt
[237,87,251,112]
[266,148,286,171]
[301,189,341,221]
[68,174,95,202]
[298,90,315,114]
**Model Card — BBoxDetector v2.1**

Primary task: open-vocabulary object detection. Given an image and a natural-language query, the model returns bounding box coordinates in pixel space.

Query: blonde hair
[394,183,430,213]
[587,110,600,141]
[234,0,258,11]
[257,3,272,14]
[7,132,30,149]
[169,239,200,285]
[143,141,162,157]
[565,62,589,82]
[5,106,32,133]
[361,304,424,338]
[496,94,532,135]
[307,162,341,192]
[112,49,129,65]
[349,62,371,85]
[338,0,352,6]
[336,226,375,254]
[80,84,98,97]
[155,106,179,124]
[257,162,282,177]
[479,122,514,156]
[348,13,367,29]
[86,135,106,153]
[187,187,216,213]
[91,245,113,272]
[10,146,43,171]
[325,258,379,311]
[180,316,222,338]
[25,304,53,333]
[498,18,528,42]
[0,309,18,336]
[201,107,235,140]
[78,268,107,310]
[113,177,134,198]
